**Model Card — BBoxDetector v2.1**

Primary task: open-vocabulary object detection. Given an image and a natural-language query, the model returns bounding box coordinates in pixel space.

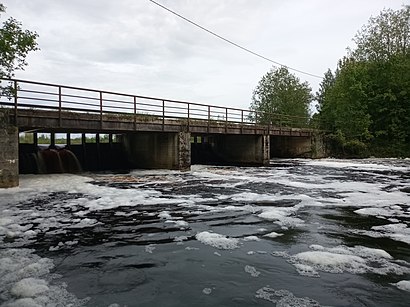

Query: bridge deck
[1,78,313,137]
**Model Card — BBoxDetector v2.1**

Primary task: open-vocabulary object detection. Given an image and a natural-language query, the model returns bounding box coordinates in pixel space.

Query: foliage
[350,6,410,61]
[250,66,312,127]
[315,69,335,113]
[0,3,38,95]
[318,6,410,158]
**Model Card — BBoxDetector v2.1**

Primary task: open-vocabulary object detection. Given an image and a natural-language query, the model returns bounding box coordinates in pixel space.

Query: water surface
[1,159,410,306]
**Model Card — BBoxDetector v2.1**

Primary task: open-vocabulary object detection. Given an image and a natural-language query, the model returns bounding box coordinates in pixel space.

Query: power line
[148,0,323,79]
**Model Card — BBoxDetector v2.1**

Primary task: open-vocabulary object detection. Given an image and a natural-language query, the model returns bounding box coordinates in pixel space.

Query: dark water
[1,159,410,306]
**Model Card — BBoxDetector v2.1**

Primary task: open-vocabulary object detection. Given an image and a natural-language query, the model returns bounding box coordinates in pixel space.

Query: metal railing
[0,78,311,131]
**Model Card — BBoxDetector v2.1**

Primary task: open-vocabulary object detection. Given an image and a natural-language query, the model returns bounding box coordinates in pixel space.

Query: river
[1,159,410,306]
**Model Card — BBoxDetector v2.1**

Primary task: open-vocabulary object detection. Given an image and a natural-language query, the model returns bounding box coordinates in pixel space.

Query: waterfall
[59,149,82,173]
[19,147,82,174]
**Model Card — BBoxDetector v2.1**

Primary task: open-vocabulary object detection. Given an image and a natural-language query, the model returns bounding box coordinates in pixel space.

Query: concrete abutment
[0,112,19,188]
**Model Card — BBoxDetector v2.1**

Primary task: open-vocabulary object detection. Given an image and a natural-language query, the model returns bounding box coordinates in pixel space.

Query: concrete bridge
[0,79,325,188]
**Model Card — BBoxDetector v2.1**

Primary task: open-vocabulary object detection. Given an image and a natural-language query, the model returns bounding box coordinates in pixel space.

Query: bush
[344,140,369,158]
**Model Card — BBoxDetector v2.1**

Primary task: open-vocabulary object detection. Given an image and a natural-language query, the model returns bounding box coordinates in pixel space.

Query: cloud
[2,0,405,108]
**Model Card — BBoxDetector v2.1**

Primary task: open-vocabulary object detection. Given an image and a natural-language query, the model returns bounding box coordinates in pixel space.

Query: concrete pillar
[0,112,19,188]
[211,134,270,166]
[123,132,191,171]
[310,133,326,158]
[178,132,191,171]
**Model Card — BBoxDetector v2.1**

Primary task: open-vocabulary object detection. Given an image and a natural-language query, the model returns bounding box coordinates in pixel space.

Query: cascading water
[19,147,82,174]
[58,149,82,173]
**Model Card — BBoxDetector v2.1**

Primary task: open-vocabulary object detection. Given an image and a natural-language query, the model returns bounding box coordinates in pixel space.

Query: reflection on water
[0,159,410,306]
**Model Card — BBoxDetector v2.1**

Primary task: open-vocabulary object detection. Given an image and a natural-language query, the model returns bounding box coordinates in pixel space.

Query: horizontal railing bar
[102,105,134,111]
[17,96,59,104]
[100,97,134,105]
[2,77,253,113]
[19,89,59,97]
[62,100,100,108]
[164,104,187,111]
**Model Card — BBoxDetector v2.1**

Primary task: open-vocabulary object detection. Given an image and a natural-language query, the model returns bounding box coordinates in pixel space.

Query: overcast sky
[2,0,407,109]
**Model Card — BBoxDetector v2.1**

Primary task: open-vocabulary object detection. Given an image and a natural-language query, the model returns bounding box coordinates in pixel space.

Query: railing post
[133,96,137,130]
[58,86,62,127]
[13,80,18,124]
[187,103,190,131]
[99,91,103,129]
[225,108,228,133]
[207,105,210,133]
[254,111,257,134]
[241,110,244,134]
[162,100,165,131]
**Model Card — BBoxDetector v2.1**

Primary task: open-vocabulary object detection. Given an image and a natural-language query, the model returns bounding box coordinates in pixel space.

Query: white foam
[165,220,189,229]
[391,280,410,292]
[202,288,212,295]
[293,263,319,277]
[255,287,322,306]
[174,236,188,243]
[354,223,410,245]
[303,158,410,172]
[11,278,49,298]
[6,298,43,307]
[263,232,283,239]
[158,211,172,219]
[244,265,260,277]
[355,206,410,219]
[295,251,367,273]
[69,218,100,228]
[195,231,240,250]
[258,208,304,229]
[145,244,156,254]
[272,244,409,277]
[0,248,88,306]
[243,236,260,241]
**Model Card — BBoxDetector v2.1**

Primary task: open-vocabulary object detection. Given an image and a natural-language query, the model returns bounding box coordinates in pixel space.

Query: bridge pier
[0,112,19,188]
[123,132,191,171]
[210,134,270,166]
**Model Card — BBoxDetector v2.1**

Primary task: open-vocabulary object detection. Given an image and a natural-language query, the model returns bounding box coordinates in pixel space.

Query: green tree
[315,69,335,113]
[350,6,409,61]
[250,66,312,127]
[0,3,38,93]
[320,58,372,143]
[318,5,410,157]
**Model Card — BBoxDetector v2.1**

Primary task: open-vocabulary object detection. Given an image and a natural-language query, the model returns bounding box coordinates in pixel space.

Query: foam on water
[303,158,410,172]
[0,248,88,306]
[391,280,410,292]
[272,244,409,277]
[195,231,240,250]
[243,236,260,242]
[244,265,261,277]
[352,223,410,245]
[255,287,322,306]
[264,232,283,239]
